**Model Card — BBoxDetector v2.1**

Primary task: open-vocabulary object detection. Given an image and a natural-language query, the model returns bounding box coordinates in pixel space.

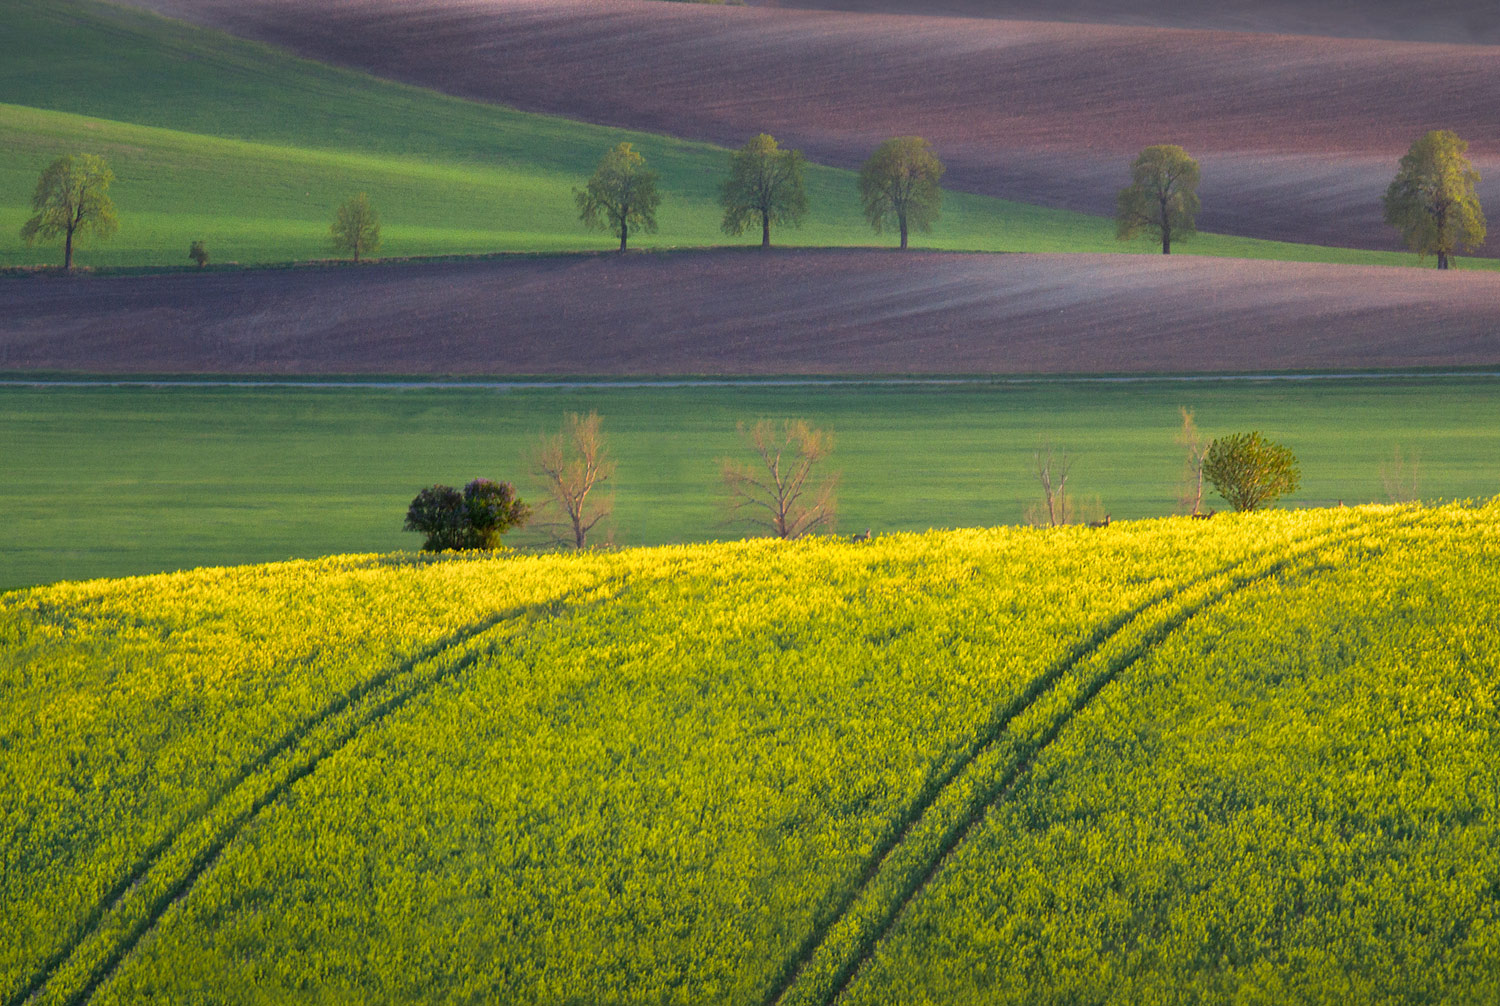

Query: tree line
[17,129,1485,268]
[401,409,1320,554]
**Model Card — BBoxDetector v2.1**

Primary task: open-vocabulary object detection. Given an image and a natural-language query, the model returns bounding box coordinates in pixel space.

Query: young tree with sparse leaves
[330,193,380,262]
[531,411,616,550]
[1116,145,1200,255]
[722,419,838,539]
[857,137,943,250]
[1383,129,1486,270]
[20,154,118,271]
[1176,406,1210,515]
[576,142,661,252]
[1203,432,1300,512]
[720,133,808,249]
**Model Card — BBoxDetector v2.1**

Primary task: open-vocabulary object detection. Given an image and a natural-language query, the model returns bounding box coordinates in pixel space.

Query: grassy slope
[2,506,1497,1004]
[1,0,1492,269]
[2,378,1498,589]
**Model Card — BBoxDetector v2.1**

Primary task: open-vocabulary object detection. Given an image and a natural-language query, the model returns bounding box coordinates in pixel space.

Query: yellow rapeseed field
[2,503,1496,1005]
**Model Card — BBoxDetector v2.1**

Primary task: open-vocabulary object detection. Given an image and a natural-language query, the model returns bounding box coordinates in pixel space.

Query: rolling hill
[3,504,1498,1004]
[6,0,1455,271]
[113,0,1500,255]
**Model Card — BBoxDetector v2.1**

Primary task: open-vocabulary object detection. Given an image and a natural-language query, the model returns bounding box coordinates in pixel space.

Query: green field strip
[770,507,1418,1006]
[15,574,630,1006]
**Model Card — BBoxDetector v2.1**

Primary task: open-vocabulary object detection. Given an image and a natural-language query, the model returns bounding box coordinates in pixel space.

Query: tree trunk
[64,226,74,271]
[762,212,771,249]
[1160,194,1171,254]
[899,214,909,250]
[619,219,628,252]
[1437,251,1450,270]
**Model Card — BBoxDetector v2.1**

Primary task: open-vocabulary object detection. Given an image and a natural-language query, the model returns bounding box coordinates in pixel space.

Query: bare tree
[722,419,837,539]
[1034,443,1073,527]
[1176,406,1210,515]
[1380,445,1422,503]
[530,411,615,549]
[1025,443,1104,527]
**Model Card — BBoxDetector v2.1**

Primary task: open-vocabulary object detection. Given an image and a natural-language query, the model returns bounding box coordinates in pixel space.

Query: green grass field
[1,0,1492,269]
[2,377,1497,589]
[3,504,1498,1004]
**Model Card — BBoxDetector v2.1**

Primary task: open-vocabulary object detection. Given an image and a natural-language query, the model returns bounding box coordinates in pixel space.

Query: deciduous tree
[404,479,530,551]
[722,419,837,539]
[720,133,808,249]
[19,154,118,271]
[1383,129,1486,270]
[531,411,615,549]
[1203,432,1300,512]
[331,192,380,262]
[857,137,943,250]
[1116,145,1200,255]
[576,142,660,252]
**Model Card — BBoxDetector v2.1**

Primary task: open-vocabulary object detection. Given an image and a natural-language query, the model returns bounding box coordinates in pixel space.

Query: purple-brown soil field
[5,251,1498,375]
[751,0,1500,45]
[118,0,1500,254]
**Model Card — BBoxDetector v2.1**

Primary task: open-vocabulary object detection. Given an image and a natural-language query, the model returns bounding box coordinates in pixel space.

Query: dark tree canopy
[720,133,808,249]
[1116,145,1201,255]
[404,479,531,552]
[1383,129,1486,270]
[857,137,944,250]
[330,192,380,262]
[19,153,118,271]
[1203,432,1300,512]
[576,142,661,252]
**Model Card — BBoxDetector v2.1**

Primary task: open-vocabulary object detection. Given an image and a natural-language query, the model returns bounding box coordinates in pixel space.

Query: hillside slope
[750,0,1500,44]
[2,504,1498,1004]
[115,0,1500,255]
[6,251,1500,375]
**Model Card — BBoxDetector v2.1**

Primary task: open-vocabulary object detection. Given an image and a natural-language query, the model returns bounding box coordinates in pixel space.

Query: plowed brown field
[751,0,1500,45]
[5,251,1498,375]
[118,0,1500,253]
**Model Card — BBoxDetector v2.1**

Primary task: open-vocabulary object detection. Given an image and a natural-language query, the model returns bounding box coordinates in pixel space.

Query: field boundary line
[801,511,1421,1006]
[13,576,625,1006]
[765,510,1417,1006]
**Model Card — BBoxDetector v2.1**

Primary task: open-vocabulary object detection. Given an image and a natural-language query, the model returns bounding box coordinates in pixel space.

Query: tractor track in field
[764,510,1419,1006]
[9,578,625,1006]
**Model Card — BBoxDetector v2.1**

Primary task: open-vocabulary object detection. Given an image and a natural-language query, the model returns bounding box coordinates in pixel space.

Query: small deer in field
[1087,515,1111,529]
[851,528,872,542]
[1191,509,1216,521]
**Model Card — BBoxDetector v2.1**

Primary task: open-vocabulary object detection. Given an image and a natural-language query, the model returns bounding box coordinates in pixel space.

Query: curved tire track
[13,579,621,1006]
[767,511,1417,1006]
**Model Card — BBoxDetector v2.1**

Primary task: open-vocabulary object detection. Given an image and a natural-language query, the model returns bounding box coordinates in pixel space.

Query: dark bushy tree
[1203,432,1300,512]
[404,479,530,551]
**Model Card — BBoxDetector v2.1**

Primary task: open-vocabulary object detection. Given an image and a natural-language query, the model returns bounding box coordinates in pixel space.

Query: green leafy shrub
[1203,431,1300,511]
